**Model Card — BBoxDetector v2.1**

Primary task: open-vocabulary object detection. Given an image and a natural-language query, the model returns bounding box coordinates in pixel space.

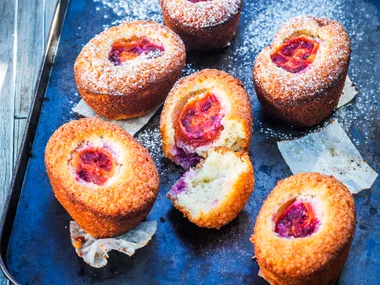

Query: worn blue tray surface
[4,0,380,284]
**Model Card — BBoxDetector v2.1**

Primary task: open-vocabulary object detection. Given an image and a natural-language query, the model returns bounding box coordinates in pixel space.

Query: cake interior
[168,150,246,217]
[273,197,321,238]
[108,38,164,66]
[69,142,119,186]
[271,35,319,73]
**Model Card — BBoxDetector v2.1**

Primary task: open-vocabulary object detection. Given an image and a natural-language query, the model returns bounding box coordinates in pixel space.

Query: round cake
[160,0,243,51]
[160,69,252,169]
[168,147,254,229]
[251,172,356,285]
[45,117,160,238]
[74,20,186,120]
[253,16,351,127]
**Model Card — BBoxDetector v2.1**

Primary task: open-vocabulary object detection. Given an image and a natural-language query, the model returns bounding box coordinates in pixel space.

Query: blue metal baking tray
[1,0,379,284]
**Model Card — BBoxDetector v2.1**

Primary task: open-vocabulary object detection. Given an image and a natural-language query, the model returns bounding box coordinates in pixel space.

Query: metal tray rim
[0,1,70,283]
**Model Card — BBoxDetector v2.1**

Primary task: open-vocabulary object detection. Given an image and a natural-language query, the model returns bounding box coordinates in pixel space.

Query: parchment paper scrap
[72,99,161,135]
[337,76,358,108]
[278,121,377,194]
[70,220,157,268]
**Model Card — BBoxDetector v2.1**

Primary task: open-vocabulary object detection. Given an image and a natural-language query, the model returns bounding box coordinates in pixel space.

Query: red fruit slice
[71,147,115,185]
[271,36,319,73]
[108,38,164,66]
[176,91,224,147]
[275,200,319,238]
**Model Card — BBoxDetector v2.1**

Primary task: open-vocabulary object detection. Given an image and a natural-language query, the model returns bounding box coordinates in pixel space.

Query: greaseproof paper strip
[70,221,157,268]
[72,99,161,135]
[278,121,377,194]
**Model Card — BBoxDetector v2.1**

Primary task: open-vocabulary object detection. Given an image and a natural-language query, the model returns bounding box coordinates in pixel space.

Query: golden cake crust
[251,172,356,285]
[168,148,254,229]
[45,117,160,238]
[160,0,243,50]
[74,20,186,120]
[253,16,351,127]
[160,69,252,166]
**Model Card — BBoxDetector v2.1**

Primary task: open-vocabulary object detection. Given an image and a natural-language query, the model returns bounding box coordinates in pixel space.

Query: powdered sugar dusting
[223,0,377,146]
[135,116,183,178]
[237,1,344,59]
[91,0,379,148]
[94,0,163,27]
[162,0,242,29]
[253,16,350,103]
[220,1,344,83]
[183,62,198,76]
[75,21,185,96]
[136,123,167,171]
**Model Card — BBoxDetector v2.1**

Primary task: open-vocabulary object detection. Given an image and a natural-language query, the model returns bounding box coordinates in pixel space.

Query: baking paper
[72,99,161,135]
[278,121,377,194]
[70,220,157,268]
[337,76,358,108]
